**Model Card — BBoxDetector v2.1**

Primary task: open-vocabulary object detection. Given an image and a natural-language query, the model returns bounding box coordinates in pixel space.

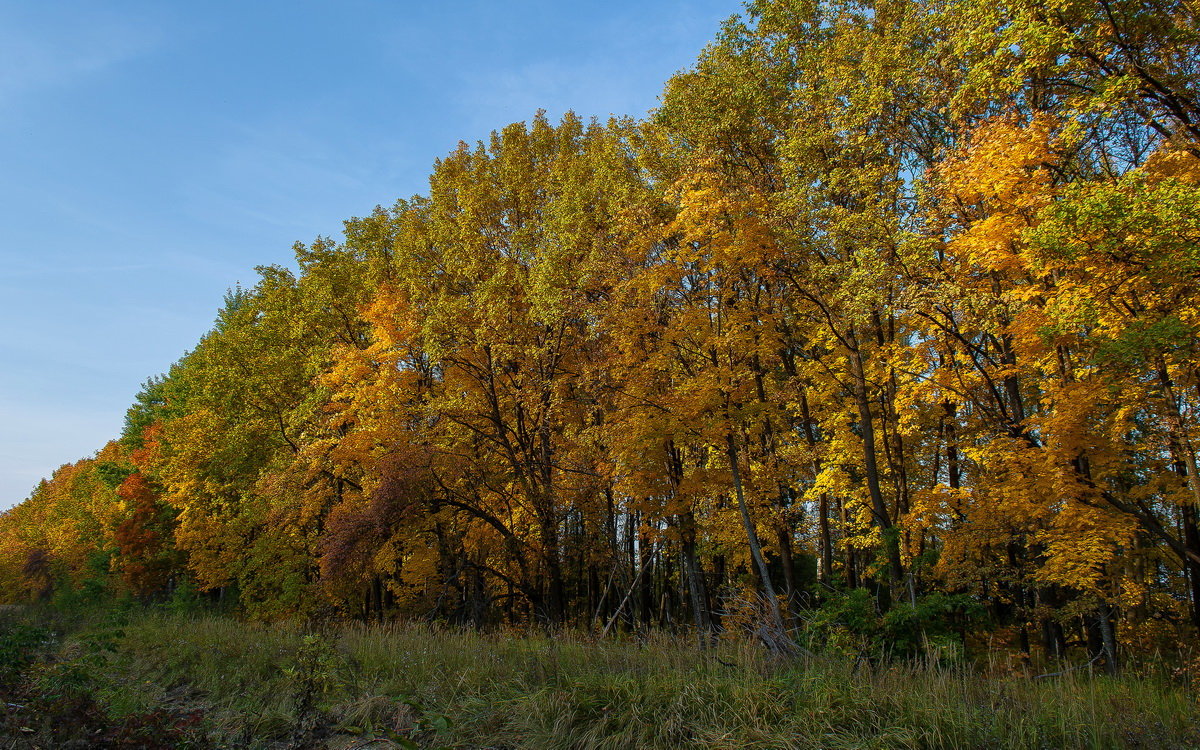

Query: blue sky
[0,0,741,510]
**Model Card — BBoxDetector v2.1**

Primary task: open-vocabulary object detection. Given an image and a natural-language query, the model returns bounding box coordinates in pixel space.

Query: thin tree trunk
[848,339,902,600]
[680,511,715,645]
[726,432,786,636]
[1097,602,1119,676]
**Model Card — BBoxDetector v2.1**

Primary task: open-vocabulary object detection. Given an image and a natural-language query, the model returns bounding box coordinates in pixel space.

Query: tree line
[3,0,1199,669]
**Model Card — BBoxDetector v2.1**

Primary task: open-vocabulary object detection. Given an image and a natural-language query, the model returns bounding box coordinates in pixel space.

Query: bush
[164,577,204,616]
[880,593,984,660]
[803,589,983,660]
[0,617,54,691]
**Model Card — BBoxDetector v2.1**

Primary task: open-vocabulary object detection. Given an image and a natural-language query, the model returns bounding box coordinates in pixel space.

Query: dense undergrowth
[2,605,1198,749]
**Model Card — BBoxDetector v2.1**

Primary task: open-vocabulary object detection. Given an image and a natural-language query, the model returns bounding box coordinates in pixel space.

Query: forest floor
[1,607,1198,749]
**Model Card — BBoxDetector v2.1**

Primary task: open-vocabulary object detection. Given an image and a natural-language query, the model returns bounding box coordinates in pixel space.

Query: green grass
[64,612,1197,749]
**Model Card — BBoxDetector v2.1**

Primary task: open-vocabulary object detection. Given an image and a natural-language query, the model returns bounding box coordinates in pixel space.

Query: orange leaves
[1142,142,1200,184]
[941,115,1059,208]
[112,472,177,598]
[936,114,1062,275]
[668,159,778,270]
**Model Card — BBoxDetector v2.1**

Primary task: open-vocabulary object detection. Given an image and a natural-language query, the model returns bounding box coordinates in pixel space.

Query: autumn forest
[5,0,1200,675]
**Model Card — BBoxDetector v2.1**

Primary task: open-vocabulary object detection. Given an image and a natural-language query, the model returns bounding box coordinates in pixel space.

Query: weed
[284,631,345,746]
[0,620,54,692]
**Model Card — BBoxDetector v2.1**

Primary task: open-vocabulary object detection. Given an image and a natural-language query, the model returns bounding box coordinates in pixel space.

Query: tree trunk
[818,493,834,584]
[680,511,715,645]
[726,432,786,636]
[1097,602,1119,676]
[848,340,903,600]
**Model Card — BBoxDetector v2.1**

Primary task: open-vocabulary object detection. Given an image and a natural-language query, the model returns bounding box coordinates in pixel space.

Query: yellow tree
[915,104,1200,665]
[322,113,650,624]
[606,145,799,637]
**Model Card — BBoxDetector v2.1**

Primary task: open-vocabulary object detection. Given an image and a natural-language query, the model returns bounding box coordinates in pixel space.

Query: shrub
[803,589,983,659]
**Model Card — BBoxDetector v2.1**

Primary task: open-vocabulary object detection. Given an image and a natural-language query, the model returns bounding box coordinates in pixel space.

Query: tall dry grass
[90,613,1200,749]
